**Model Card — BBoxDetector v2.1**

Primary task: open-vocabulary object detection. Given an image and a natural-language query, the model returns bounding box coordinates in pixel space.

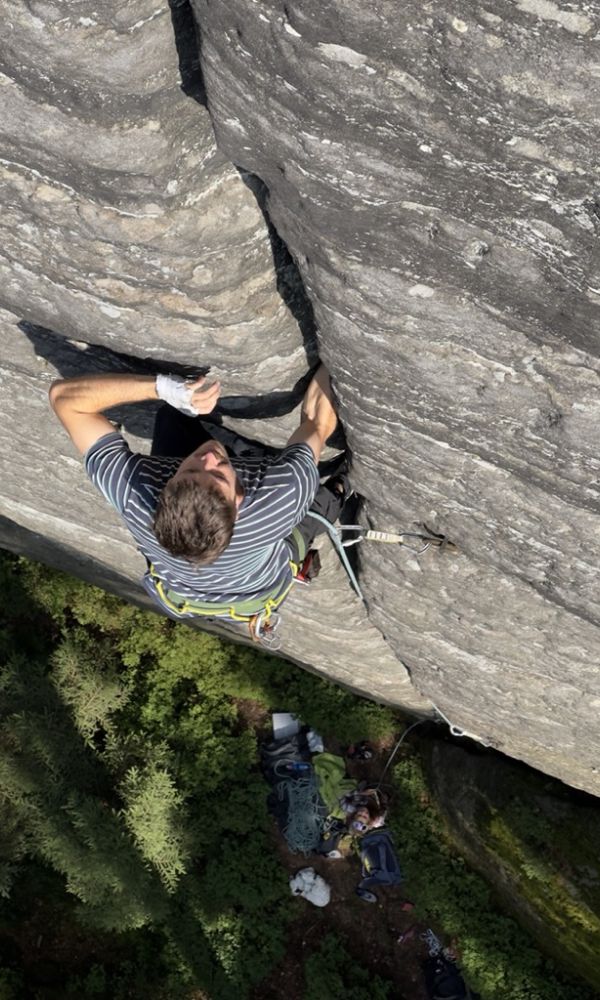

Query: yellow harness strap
[151,565,298,623]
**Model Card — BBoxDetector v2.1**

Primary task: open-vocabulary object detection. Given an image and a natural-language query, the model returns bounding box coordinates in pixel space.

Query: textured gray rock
[0,309,425,711]
[1,1,600,790]
[0,1,315,395]
[187,0,600,792]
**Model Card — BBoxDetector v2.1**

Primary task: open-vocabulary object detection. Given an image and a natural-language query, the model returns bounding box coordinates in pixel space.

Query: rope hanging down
[375,719,426,790]
[374,711,492,786]
[308,515,491,746]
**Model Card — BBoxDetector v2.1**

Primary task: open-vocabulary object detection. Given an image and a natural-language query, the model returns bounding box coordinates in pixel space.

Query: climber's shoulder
[51,399,115,457]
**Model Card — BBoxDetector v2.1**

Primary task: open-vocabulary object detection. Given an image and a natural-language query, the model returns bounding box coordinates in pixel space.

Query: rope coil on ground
[276,771,324,855]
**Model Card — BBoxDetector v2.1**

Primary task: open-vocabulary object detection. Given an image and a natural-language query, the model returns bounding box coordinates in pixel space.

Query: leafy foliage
[303,932,392,1000]
[1,550,598,999]
[479,770,600,984]
[0,554,292,994]
[389,753,597,1000]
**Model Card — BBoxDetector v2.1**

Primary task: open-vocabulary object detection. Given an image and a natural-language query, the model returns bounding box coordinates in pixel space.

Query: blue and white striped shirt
[85,432,319,609]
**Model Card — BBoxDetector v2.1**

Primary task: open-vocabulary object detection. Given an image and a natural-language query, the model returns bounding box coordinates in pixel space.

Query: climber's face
[173,440,243,508]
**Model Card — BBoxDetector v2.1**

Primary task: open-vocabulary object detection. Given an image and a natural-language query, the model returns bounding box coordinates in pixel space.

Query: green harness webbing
[150,526,307,622]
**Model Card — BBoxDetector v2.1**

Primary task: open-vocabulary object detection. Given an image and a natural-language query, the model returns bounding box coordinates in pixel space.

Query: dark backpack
[423,956,481,1000]
[358,829,403,889]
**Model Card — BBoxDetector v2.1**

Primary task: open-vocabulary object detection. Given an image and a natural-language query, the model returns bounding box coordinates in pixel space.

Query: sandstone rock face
[0,1,315,394]
[0,2,426,718]
[190,0,600,792]
[1,2,600,790]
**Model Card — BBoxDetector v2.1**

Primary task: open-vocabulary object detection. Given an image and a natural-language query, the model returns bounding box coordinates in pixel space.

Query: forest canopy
[0,551,596,1000]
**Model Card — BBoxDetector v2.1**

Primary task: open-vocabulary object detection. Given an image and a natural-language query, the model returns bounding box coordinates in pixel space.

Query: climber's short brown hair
[153,476,236,565]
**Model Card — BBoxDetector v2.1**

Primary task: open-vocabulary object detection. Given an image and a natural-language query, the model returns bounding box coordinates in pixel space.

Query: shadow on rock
[168,0,208,106]
[20,319,315,440]
[239,170,320,370]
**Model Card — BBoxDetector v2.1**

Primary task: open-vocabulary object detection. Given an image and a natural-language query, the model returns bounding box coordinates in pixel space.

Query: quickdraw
[339,523,459,555]
[305,513,458,608]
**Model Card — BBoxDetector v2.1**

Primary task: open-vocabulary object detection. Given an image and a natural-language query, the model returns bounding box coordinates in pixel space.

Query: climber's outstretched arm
[49,373,220,456]
[286,364,338,463]
[49,373,158,456]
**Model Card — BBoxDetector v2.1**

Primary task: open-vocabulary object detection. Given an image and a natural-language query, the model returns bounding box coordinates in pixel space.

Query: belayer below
[49,364,350,636]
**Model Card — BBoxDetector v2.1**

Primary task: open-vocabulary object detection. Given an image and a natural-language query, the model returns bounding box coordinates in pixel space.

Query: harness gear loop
[149,565,294,624]
[249,610,283,650]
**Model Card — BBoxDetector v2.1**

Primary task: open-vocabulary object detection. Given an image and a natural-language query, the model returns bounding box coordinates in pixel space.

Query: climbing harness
[148,546,301,650]
[150,499,457,649]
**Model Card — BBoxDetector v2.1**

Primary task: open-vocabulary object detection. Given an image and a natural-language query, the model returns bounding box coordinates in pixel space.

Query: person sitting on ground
[340,788,388,833]
[49,364,349,621]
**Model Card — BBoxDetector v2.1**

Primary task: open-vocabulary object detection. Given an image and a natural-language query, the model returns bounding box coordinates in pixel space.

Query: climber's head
[153,440,242,564]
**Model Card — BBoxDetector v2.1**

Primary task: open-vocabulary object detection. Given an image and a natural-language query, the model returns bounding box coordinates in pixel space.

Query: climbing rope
[305,513,458,608]
[305,511,368,606]
[430,702,494,748]
[277,772,324,855]
[375,719,426,790]
[374,705,494,788]
[303,514,495,748]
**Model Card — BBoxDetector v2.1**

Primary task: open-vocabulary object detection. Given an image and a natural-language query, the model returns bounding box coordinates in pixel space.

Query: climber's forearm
[49,373,157,415]
[287,364,338,461]
[286,417,331,464]
[49,373,158,457]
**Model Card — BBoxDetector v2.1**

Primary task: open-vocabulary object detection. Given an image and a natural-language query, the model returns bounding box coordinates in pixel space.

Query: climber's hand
[300,364,338,438]
[186,376,222,415]
[155,374,221,416]
[286,363,338,462]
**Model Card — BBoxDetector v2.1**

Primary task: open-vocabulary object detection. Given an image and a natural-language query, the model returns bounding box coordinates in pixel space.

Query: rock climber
[340,787,388,833]
[49,364,349,624]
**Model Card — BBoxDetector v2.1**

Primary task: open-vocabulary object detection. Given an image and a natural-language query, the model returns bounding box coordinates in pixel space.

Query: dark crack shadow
[19,320,344,464]
[166,7,335,419]
[166,4,319,370]
[168,0,207,106]
[231,172,346,456]
[238,170,320,369]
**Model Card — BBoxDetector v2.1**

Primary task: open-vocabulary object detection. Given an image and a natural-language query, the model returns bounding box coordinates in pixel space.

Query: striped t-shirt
[85,431,319,613]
